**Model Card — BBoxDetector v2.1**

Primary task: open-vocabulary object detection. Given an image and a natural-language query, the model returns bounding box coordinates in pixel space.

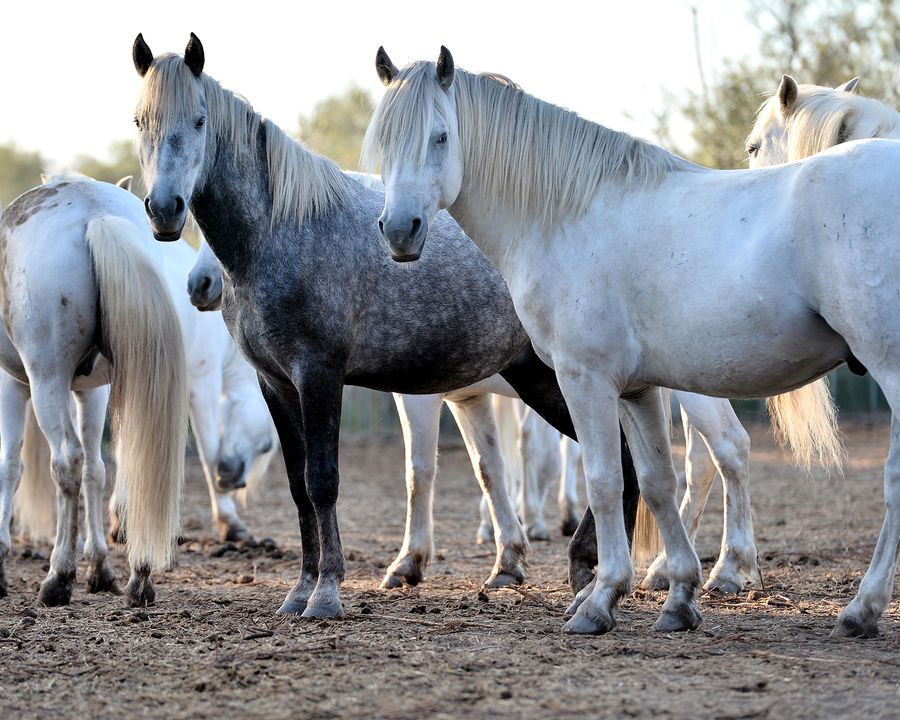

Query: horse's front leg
[258,378,319,616]
[381,393,442,588]
[448,395,528,588]
[295,366,345,619]
[618,389,703,632]
[0,374,30,598]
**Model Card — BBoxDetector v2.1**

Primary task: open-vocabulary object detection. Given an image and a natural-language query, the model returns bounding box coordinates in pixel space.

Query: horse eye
[436,132,448,145]
[746,144,758,156]
[133,117,141,129]
[196,116,207,129]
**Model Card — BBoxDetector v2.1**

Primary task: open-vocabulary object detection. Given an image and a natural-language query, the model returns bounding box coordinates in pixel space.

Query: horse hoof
[475,527,494,545]
[526,525,551,542]
[87,567,121,595]
[379,574,405,590]
[568,567,595,596]
[654,604,702,633]
[0,566,7,599]
[703,576,743,595]
[563,606,616,635]
[300,600,343,619]
[831,614,880,639]
[38,573,74,607]
[560,516,580,537]
[641,572,670,591]
[221,523,253,543]
[484,570,524,589]
[125,574,155,608]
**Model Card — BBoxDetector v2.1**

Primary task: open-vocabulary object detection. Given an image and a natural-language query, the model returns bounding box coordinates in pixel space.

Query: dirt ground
[1,420,898,719]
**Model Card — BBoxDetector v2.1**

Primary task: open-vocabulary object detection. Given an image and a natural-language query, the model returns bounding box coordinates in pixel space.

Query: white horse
[0,175,187,607]
[364,48,896,638]
[747,74,899,167]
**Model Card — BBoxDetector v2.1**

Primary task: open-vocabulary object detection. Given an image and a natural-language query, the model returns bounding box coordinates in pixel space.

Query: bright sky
[0,0,760,166]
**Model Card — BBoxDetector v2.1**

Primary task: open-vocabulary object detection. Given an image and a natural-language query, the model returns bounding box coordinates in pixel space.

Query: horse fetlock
[525,519,551,541]
[560,512,580,537]
[278,573,318,615]
[381,550,429,588]
[475,523,494,545]
[216,516,253,543]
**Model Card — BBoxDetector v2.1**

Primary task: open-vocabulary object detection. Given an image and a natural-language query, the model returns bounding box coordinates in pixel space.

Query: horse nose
[144,193,185,222]
[217,457,246,485]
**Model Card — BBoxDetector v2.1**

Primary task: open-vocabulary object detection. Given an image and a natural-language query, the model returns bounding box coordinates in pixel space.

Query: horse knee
[52,448,84,496]
[708,429,751,481]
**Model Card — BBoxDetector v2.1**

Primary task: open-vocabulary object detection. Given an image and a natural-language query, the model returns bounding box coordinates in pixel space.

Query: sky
[0,0,760,166]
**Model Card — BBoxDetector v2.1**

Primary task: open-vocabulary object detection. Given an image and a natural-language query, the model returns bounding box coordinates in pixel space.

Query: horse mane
[752,84,900,160]
[137,54,347,227]
[364,62,693,228]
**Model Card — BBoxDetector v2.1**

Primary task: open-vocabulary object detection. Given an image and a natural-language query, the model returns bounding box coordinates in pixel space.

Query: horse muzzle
[215,457,247,492]
[144,193,186,242]
[188,274,223,311]
[378,216,427,263]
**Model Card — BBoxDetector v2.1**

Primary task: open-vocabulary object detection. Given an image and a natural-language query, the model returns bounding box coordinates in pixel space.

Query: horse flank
[363,62,695,230]
[137,54,347,228]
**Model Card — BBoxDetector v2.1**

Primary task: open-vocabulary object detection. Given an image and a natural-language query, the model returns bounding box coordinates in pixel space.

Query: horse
[747,74,899,167]
[0,175,188,608]
[363,47,898,639]
[745,74,900,167]
[188,236,531,588]
[130,34,640,619]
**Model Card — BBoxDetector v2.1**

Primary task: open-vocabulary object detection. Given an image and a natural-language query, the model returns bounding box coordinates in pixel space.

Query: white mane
[753,83,900,160]
[364,61,694,228]
[137,54,347,227]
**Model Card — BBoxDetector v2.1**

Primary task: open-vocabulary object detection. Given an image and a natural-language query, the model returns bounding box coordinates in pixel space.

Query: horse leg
[567,427,637,595]
[381,393,441,588]
[448,395,528,588]
[29,377,84,606]
[833,376,900,638]
[643,408,717,590]
[559,437,582,536]
[294,367,344,619]
[0,374,30,598]
[258,378,319,615]
[518,408,561,541]
[75,386,119,594]
[191,374,251,542]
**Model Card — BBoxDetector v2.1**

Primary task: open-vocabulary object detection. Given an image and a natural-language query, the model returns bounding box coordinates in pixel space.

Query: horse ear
[376,46,399,86]
[184,32,205,77]
[436,46,455,90]
[133,33,154,77]
[836,77,860,93]
[778,74,799,114]
[116,175,134,192]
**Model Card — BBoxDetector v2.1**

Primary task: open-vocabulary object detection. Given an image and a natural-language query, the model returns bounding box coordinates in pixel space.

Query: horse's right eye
[746,144,758,157]
[134,117,141,129]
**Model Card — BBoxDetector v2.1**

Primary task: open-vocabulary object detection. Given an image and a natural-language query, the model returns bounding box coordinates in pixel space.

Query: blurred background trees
[296,85,374,171]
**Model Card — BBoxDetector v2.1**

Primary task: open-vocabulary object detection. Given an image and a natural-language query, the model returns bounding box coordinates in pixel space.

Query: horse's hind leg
[448,396,528,588]
[30,377,84,606]
[0,374,30,598]
[381,393,442,588]
[518,409,561,541]
[559,437,582,536]
[75,387,119,595]
[833,375,900,638]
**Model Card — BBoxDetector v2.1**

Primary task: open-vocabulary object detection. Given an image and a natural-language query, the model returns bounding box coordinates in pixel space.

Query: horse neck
[449,188,531,278]
[190,129,272,277]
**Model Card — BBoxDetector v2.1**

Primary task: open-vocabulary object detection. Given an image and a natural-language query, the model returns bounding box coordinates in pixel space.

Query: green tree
[659,0,900,169]
[73,140,144,197]
[0,143,46,206]
[297,85,374,170]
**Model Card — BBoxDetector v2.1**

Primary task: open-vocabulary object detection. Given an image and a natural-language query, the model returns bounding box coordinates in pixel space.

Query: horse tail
[12,403,56,545]
[85,216,188,572]
[767,378,843,471]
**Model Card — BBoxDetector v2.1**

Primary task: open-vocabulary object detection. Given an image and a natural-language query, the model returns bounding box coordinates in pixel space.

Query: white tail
[11,403,56,544]
[767,378,843,471]
[85,217,188,571]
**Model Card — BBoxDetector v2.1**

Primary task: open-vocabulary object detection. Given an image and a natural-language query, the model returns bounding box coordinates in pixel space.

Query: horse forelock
[364,61,687,230]
[138,54,346,227]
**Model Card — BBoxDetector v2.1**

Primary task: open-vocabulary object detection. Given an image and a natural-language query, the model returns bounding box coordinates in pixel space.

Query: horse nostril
[410,217,422,238]
[174,196,185,215]
[143,196,153,217]
[377,219,385,237]
[199,276,211,293]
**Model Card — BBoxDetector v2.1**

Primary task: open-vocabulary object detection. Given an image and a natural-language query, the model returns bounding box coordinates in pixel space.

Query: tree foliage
[297,85,374,171]
[659,0,900,169]
[0,144,45,206]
